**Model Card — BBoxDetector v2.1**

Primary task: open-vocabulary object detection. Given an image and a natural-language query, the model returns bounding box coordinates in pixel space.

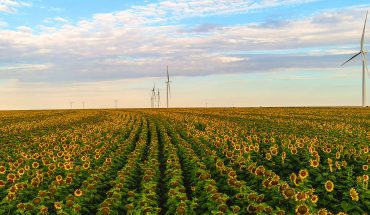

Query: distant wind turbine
[151,83,156,108]
[166,65,171,108]
[114,100,118,109]
[341,11,369,107]
[157,89,160,108]
[82,101,85,109]
[70,101,73,109]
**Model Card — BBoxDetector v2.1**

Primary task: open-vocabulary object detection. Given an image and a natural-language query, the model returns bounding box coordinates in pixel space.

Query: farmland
[0,108,369,215]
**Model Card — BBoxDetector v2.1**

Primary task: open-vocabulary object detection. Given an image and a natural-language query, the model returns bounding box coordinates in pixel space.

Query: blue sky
[0,0,369,109]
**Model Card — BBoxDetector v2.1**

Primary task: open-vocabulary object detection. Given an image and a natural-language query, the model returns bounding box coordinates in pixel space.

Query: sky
[0,0,369,109]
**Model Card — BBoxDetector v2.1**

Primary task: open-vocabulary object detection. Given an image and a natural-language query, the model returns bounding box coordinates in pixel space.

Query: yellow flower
[0,166,6,174]
[298,169,309,180]
[295,204,309,215]
[349,188,359,201]
[54,202,62,210]
[310,159,319,168]
[311,194,318,204]
[295,192,308,201]
[74,189,83,197]
[0,180,5,188]
[325,180,334,192]
[32,162,39,169]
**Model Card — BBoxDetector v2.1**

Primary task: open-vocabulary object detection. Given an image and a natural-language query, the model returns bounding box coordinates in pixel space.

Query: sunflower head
[325,180,334,192]
[295,205,309,215]
[311,194,318,204]
[298,169,309,180]
[0,166,6,174]
[0,180,5,187]
[283,188,295,199]
[349,188,359,201]
[295,192,308,201]
[310,159,320,168]
[74,189,83,197]
[54,202,62,210]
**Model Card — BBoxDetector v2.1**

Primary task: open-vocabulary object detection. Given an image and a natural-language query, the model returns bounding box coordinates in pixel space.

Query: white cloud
[0,2,368,84]
[0,0,31,13]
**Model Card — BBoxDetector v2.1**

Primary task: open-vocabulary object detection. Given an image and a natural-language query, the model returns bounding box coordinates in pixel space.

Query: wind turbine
[82,101,85,109]
[166,65,171,108]
[342,11,369,107]
[114,100,118,109]
[70,101,73,109]
[157,89,160,108]
[151,83,156,108]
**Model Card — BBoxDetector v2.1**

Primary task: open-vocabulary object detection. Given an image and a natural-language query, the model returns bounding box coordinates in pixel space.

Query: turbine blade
[341,52,361,66]
[361,11,368,51]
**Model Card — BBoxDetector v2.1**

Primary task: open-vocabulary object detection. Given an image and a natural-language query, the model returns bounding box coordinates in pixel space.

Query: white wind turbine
[166,65,171,108]
[342,11,369,107]
[151,83,156,108]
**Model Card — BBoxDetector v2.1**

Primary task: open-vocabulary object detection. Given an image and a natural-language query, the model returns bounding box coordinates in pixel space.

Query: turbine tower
[114,100,118,109]
[342,11,369,107]
[82,101,85,109]
[157,89,160,108]
[166,65,171,108]
[151,83,156,108]
[70,101,73,109]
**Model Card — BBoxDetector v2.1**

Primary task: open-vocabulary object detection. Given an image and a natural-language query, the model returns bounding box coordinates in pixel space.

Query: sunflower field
[0,108,369,215]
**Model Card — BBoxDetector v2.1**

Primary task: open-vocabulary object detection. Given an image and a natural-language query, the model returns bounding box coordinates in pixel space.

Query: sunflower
[298,169,309,180]
[363,174,369,181]
[38,190,46,197]
[33,197,41,205]
[311,194,319,204]
[290,173,297,183]
[32,162,39,169]
[349,188,359,201]
[0,180,5,188]
[310,159,320,168]
[295,204,309,215]
[283,188,295,199]
[317,208,328,215]
[74,189,83,197]
[18,168,25,176]
[0,166,6,174]
[48,164,56,171]
[325,180,334,192]
[54,202,62,210]
[81,156,87,162]
[65,176,73,184]
[39,206,48,214]
[55,175,63,182]
[335,151,341,159]
[363,165,368,171]
[265,153,272,161]
[295,192,308,201]
[291,148,298,155]
[270,147,278,156]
